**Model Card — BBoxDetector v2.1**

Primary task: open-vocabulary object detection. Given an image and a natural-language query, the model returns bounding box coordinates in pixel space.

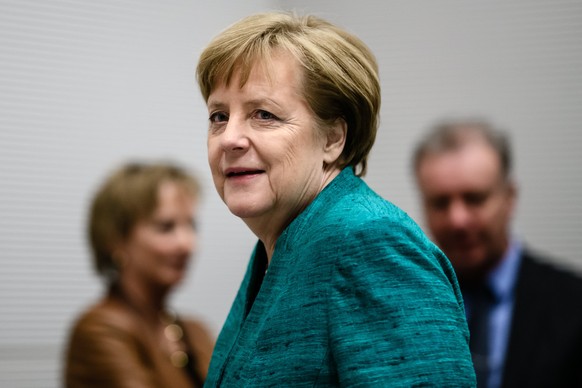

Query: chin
[453,255,489,276]
[226,200,266,219]
[161,272,186,289]
[228,207,256,219]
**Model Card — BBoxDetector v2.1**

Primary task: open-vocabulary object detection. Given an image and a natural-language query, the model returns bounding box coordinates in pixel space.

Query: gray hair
[412,118,513,180]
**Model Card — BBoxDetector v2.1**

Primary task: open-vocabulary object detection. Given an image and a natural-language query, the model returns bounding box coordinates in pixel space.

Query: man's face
[416,142,516,283]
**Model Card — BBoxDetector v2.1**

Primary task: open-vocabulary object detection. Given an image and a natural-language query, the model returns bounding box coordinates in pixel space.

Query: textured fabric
[501,250,582,387]
[65,295,215,388]
[205,168,476,387]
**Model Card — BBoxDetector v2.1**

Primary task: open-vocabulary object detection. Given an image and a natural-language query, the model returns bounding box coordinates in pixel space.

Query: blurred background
[1,0,580,386]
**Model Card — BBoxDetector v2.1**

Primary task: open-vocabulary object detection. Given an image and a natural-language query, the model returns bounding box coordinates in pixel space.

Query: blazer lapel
[501,252,550,387]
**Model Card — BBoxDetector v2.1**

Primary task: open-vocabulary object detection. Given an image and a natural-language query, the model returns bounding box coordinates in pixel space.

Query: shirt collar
[486,238,522,302]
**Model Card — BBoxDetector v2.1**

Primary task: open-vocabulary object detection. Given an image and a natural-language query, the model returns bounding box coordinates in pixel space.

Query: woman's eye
[254,110,277,120]
[209,111,228,123]
[154,221,175,233]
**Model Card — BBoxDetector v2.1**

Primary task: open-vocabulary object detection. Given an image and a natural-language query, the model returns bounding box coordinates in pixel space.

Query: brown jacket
[64,296,215,388]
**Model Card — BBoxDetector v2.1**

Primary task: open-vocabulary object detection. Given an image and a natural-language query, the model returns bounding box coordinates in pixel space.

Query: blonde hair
[196,12,381,176]
[88,161,200,278]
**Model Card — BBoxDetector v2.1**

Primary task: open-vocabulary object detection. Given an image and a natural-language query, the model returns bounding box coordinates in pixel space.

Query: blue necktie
[468,286,494,388]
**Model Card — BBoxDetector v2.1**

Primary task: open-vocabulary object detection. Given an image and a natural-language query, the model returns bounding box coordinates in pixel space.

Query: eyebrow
[207,97,283,112]
[206,100,227,111]
[245,98,282,110]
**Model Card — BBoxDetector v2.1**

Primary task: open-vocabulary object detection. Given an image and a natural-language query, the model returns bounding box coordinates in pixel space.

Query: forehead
[417,142,502,194]
[154,181,195,208]
[208,50,303,104]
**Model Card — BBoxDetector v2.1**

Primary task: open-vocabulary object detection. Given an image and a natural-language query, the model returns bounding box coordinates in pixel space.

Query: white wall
[1,1,580,387]
[0,1,273,386]
[287,0,582,268]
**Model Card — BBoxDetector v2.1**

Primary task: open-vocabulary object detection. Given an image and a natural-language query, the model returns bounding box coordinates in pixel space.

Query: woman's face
[118,181,197,291]
[206,51,342,238]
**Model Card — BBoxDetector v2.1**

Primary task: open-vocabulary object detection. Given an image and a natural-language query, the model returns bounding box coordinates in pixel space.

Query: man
[412,119,582,388]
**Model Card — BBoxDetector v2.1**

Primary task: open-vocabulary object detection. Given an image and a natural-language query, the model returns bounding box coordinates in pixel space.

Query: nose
[447,200,472,229]
[175,226,195,256]
[220,117,250,152]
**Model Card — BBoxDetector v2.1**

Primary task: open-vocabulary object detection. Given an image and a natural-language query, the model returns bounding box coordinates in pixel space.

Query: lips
[168,254,190,267]
[225,168,265,177]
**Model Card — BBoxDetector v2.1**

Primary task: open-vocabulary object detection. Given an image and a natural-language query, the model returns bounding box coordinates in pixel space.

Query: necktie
[468,285,494,388]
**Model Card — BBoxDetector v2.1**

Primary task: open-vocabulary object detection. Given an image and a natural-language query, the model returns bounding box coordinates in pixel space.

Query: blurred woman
[196,11,475,386]
[65,161,214,388]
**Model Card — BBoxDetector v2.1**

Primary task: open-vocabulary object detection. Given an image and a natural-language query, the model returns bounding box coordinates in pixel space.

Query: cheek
[484,200,507,227]
[281,142,298,162]
[207,145,224,191]
[207,143,220,170]
[426,210,448,231]
[212,178,225,202]
[489,206,511,234]
[142,239,166,257]
[124,235,148,256]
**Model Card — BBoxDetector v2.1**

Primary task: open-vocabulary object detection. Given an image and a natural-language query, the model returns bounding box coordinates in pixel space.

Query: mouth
[225,168,265,178]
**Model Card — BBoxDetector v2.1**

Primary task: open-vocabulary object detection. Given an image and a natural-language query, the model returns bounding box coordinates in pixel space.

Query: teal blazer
[205,168,476,387]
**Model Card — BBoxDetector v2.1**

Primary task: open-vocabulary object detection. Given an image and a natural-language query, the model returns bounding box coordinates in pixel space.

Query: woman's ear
[111,244,128,269]
[323,118,347,165]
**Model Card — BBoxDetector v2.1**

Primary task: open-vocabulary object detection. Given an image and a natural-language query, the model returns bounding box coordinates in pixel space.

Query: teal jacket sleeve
[328,218,476,387]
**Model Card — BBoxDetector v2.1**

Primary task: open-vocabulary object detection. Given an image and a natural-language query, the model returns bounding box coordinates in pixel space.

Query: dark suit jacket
[502,250,582,387]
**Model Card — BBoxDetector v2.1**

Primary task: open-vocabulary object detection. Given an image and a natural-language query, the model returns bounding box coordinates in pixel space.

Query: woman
[196,12,476,386]
[65,162,214,388]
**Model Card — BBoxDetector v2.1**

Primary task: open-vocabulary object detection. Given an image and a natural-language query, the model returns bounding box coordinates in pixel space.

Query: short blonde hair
[196,12,380,176]
[88,161,200,278]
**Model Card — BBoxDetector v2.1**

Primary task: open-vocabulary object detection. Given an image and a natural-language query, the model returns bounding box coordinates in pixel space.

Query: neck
[112,277,168,323]
[245,168,342,264]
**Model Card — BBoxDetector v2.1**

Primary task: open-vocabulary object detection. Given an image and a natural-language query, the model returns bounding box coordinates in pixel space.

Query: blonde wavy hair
[196,12,381,176]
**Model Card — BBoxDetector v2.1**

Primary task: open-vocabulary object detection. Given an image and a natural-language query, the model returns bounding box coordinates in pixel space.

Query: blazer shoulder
[70,297,141,338]
[522,250,582,285]
[180,317,215,351]
[518,249,582,305]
